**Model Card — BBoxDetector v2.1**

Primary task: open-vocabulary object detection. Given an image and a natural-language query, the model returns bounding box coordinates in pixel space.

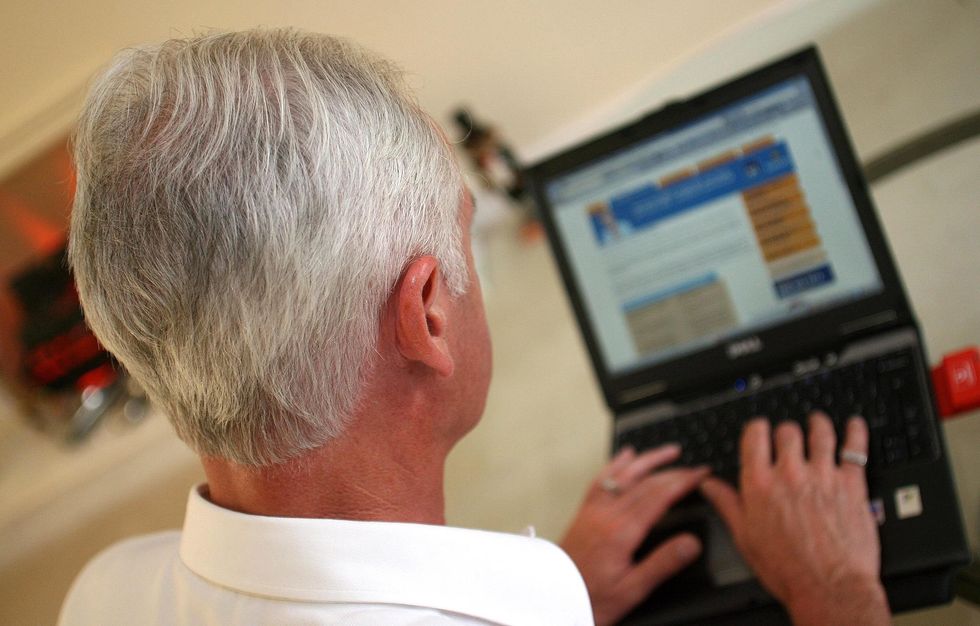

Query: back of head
[69,29,466,466]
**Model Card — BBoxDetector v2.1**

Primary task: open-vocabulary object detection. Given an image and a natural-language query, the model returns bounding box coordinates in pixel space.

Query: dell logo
[726,336,764,359]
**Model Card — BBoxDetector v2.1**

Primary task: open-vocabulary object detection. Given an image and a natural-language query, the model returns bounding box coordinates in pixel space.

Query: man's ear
[393,256,454,377]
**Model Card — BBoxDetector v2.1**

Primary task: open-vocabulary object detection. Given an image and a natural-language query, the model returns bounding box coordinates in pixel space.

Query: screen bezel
[527,47,913,412]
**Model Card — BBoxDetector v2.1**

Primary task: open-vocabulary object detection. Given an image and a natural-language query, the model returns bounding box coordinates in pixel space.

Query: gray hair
[69,29,467,466]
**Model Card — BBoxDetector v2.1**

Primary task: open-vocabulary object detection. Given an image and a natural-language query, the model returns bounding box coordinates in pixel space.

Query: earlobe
[394,256,455,377]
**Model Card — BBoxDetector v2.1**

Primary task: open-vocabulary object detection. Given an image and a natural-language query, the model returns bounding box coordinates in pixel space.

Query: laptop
[527,47,970,625]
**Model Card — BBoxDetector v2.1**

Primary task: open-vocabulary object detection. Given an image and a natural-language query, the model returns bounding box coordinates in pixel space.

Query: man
[60,29,890,625]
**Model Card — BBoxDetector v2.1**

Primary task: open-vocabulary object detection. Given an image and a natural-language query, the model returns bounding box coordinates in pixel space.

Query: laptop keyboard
[616,348,940,484]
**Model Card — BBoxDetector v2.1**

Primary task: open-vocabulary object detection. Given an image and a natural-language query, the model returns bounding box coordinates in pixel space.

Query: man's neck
[201,422,450,525]
[199,330,477,526]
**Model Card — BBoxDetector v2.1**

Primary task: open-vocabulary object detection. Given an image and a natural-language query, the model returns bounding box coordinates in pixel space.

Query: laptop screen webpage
[545,76,883,375]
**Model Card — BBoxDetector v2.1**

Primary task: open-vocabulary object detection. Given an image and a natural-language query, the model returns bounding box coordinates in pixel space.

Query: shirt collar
[179,485,593,626]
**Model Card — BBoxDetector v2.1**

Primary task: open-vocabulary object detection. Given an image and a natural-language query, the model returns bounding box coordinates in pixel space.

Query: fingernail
[676,536,701,560]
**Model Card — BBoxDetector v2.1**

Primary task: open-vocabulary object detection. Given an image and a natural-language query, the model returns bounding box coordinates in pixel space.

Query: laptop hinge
[618,380,668,405]
[840,310,898,336]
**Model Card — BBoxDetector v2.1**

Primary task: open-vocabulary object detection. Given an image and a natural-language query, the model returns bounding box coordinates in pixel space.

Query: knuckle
[623,518,649,539]
[741,470,770,493]
[816,466,837,488]
[782,464,807,488]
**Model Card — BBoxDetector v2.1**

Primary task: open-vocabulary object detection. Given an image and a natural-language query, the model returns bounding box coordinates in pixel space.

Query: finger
[624,467,710,533]
[623,533,702,602]
[606,446,636,475]
[700,477,743,539]
[840,416,870,497]
[774,420,805,471]
[739,419,772,484]
[807,412,837,469]
[590,447,636,496]
[615,443,682,487]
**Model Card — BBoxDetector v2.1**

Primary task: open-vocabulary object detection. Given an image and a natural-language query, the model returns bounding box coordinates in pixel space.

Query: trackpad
[637,503,753,588]
[705,510,753,586]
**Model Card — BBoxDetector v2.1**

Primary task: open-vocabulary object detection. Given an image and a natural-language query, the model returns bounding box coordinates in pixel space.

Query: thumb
[700,477,743,538]
[622,532,702,601]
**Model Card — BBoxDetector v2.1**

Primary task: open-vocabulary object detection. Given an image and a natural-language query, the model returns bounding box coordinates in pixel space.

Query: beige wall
[0,0,785,178]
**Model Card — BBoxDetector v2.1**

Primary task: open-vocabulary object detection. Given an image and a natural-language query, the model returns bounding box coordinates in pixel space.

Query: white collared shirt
[58,485,594,625]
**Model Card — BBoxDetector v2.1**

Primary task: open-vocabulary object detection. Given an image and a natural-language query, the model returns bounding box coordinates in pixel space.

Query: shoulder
[58,531,181,626]
[73,530,182,581]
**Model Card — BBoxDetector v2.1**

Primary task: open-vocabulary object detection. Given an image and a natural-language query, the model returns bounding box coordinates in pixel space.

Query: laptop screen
[543,75,884,375]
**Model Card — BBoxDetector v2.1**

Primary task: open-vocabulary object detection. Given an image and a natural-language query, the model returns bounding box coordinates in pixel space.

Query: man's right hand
[700,413,891,626]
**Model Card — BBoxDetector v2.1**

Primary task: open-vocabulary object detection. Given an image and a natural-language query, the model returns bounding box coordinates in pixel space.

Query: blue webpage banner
[591,142,795,244]
[774,264,835,299]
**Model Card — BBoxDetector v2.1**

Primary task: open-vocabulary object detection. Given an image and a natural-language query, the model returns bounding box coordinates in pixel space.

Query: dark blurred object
[453,108,529,203]
[957,557,980,607]
[0,138,148,441]
[453,108,543,242]
[864,108,980,184]
[12,246,109,391]
[7,245,147,439]
[0,140,74,408]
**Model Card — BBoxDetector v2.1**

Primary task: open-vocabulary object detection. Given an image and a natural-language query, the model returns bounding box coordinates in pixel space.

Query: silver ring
[841,449,868,467]
[601,477,622,495]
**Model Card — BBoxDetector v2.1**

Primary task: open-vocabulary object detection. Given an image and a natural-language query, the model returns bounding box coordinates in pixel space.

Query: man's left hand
[560,445,709,626]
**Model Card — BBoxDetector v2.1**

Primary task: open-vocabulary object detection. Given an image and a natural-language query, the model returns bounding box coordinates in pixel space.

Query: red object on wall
[932,347,980,418]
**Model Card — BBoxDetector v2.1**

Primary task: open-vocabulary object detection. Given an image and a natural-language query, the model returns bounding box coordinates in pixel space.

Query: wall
[0,0,784,178]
